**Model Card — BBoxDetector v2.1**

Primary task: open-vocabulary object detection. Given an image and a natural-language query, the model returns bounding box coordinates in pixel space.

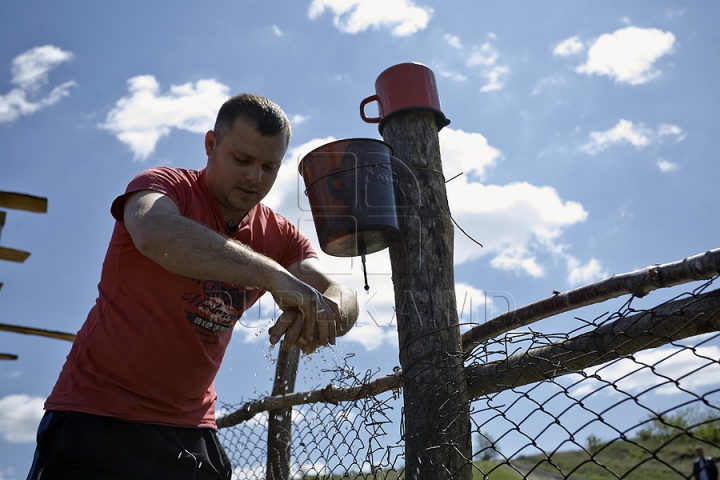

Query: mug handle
[360,95,382,123]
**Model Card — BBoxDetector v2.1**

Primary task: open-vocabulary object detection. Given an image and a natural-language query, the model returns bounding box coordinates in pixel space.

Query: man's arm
[268,258,359,354]
[123,189,339,347]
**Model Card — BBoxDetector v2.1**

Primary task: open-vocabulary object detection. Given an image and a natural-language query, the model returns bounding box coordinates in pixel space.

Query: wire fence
[217,249,720,479]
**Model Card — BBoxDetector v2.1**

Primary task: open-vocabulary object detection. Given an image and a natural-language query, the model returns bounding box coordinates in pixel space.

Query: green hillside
[517,435,716,479]
[472,406,720,479]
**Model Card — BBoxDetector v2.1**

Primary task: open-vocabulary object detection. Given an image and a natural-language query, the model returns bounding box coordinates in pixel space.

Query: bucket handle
[302,162,392,196]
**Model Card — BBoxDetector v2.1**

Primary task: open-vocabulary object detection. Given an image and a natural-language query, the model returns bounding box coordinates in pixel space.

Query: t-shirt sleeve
[252,206,318,268]
[278,220,318,268]
[110,167,191,223]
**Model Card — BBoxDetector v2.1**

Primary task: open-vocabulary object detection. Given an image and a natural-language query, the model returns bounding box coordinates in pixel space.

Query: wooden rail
[0,192,48,213]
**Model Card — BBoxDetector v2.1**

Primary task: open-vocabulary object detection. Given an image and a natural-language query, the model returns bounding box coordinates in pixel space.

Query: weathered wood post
[266,346,300,480]
[361,63,472,479]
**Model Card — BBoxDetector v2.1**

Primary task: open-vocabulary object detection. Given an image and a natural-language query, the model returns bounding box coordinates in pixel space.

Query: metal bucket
[298,138,399,257]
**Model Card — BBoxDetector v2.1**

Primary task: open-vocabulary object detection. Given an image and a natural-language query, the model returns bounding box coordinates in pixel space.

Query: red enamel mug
[360,62,450,132]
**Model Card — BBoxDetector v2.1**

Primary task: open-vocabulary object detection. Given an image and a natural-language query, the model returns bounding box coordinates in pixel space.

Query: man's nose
[244,165,262,183]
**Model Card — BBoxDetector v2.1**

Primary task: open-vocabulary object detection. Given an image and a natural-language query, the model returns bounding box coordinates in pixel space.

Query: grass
[472,460,525,479]
[299,437,715,479]
[517,434,719,480]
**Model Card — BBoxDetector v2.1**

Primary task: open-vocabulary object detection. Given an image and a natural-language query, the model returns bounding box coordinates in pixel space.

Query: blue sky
[1,1,719,478]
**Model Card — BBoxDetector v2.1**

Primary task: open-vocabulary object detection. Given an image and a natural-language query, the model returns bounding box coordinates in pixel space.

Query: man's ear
[205,131,217,155]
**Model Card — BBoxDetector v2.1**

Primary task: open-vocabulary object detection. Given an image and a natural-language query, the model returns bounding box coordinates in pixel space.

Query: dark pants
[27,411,232,480]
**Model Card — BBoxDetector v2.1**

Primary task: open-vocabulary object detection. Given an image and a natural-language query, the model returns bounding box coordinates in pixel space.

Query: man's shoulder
[112,167,206,221]
[127,166,206,195]
[135,166,202,182]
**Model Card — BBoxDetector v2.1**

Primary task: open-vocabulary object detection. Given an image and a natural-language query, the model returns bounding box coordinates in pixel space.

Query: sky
[1,0,719,478]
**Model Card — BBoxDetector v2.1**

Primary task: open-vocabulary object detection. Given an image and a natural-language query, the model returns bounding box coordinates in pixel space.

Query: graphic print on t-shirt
[183,279,251,342]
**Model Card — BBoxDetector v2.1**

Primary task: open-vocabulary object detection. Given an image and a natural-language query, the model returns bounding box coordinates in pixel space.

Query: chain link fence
[217,250,720,479]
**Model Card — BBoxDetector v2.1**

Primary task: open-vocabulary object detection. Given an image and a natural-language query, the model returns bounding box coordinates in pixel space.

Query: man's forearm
[132,210,293,292]
[322,282,359,336]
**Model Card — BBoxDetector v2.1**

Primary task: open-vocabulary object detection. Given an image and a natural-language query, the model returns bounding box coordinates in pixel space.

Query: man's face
[205,117,288,219]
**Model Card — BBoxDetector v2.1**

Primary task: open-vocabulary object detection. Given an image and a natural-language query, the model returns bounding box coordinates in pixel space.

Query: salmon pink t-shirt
[45,167,316,428]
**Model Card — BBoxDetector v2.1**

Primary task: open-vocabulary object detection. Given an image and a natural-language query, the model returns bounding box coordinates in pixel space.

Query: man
[27,93,359,479]
[694,446,719,480]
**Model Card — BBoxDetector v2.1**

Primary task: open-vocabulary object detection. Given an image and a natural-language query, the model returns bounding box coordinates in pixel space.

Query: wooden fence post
[382,109,472,479]
[266,346,300,480]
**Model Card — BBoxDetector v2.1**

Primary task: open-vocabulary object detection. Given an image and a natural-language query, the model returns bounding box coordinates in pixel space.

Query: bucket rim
[298,137,394,174]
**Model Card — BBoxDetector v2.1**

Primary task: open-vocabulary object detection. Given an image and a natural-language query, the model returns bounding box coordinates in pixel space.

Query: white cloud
[11,45,73,91]
[580,119,651,155]
[438,70,467,82]
[294,461,330,479]
[308,0,433,36]
[98,75,230,161]
[344,322,398,351]
[531,74,567,96]
[439,129,590,281]
[666,8,686,19]
[0,467,18,480]
[0,45,76,124]
[580,119,685,155]
[439,127,501,181]
[657,159,679,173]
[444,33,463,49]
[455,282,512,330]
[465,42,498,67]
[233,465,266,480]
[290,114,311,125]
[567,257,607,286]
[490,246,545,278]
[0,394,44,443]
[343,279,399,351]
[233,302,275,343]
[263,136,336,211]
[480,65,510,93]
[571,345,720,397]
[657,123,686,141]
[576,26,675,85]
[0,82,76,124]
[462,41,510,93]
[272,24,284,36]
[553,36,585,57]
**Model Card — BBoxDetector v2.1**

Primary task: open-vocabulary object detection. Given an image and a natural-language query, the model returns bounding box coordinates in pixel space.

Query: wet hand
[268,295,340,352]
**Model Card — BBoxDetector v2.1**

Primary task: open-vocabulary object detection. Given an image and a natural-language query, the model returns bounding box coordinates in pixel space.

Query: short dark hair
[213,93,291,144]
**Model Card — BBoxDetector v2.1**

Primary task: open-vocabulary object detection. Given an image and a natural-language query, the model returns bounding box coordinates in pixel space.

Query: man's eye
[264,164,281,172]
